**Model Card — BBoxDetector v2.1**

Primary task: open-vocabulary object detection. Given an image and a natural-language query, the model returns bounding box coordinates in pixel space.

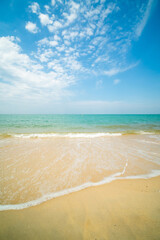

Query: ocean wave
[0,169,160,211]
[0,132,122,139]
[1,131,159,139]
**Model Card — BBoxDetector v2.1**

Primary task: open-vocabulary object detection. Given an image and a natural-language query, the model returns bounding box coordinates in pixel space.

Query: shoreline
[0,176,160,240]
[1,170,160,211]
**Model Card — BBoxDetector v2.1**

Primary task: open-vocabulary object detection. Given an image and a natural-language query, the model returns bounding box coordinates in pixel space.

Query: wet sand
[0,176,160,240]
[1,134,160,206]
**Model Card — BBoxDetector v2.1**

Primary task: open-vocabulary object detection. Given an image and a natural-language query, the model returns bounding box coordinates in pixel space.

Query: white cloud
[39,13,52,26]
[86,27,94,36]
[103,3,116,17]
[38,49,53,62]
[54,34,61,41]
[64,31,78,40]
[70,1,80,10]
[63,1,80,25]
[25,21,39,33]
[48,20,63,32]
[85,6,101,18]
[64,40,71,45]
[113,79,120,85]
[48,61,65,73]
[68,59,82,70]
[79,31,85,38]
[0,36,75,102]
[44,5,50,13]
[51,0,55,6]
[135,0,154,38]
[56,45,65,52]
[47,25,54,32]
[37,37,49,46]
[94,55,109,64]
[54,20,63,28]
[104,68,121,76]
[37,38,58,47]
[29,2,40,14]
[62,30,66,36]
[66,12,77,24]
[49,40,58,46]
[104,62,139,76]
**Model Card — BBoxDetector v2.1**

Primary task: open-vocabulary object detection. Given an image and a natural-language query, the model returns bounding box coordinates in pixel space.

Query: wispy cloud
[51,0,55,6]
[29,2,40,14]
[104,62,139,76]
[135,0,154,38]
[113,79,120,85]
[24,0,152,77]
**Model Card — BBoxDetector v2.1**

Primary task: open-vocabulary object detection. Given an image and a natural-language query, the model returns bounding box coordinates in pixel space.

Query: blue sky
[0,0,159,113]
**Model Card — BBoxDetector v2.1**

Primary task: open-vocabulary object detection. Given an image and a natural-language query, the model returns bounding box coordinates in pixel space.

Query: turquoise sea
[0,114,160,135]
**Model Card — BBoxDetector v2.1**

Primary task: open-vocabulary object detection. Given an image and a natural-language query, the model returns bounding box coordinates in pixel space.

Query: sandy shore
[0,176,160,240]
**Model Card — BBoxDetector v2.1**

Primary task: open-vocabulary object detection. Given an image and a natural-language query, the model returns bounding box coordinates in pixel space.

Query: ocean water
[0,114,160,210]
[0,114,160,135]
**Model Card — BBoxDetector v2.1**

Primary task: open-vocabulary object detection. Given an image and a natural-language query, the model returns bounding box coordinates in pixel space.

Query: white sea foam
[136,139,160,145]
[138,131,153,135]
[13,132,122,138]
[1,169,160,211]
[2,131,158,139]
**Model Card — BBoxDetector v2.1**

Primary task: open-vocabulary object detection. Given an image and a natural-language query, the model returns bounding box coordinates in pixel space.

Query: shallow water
[0,133,160,210]
[0,115,160,210]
